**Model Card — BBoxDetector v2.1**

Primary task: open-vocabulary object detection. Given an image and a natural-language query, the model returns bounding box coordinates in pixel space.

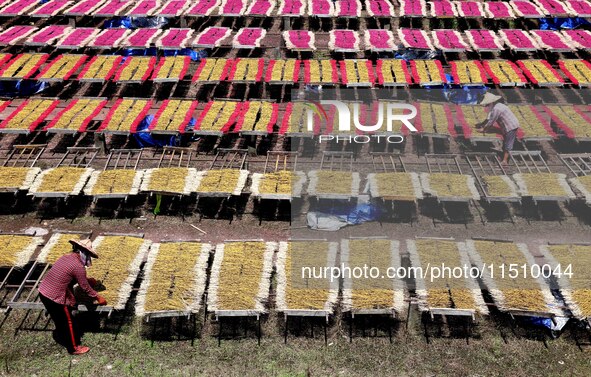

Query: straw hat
[480,92,502,106]
[69,239,98,259]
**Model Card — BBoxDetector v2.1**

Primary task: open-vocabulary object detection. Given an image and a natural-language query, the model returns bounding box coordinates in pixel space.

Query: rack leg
[349,315,353,343]
[388,318,392,344]
[114,311,126,341]
[150,318,157,347]
[0,308,11,329]
[191,315,196,347]
[464,321,469,345]
[218,318,222,347]
[324,320,327,345]
[257,317,261,346]
[284,316,288,344]
[362,315,366,337]
[178,316,183,341]
[15,309,31,336]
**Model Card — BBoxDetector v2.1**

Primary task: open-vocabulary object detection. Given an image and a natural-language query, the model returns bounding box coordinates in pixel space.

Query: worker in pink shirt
[38,239,107,355]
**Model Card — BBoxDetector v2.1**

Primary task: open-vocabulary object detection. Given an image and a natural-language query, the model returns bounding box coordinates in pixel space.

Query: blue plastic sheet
[539,17,591,30]
[103,17,134,29]
[132,115,177,148]
[103,17,168,29]
[119,48,159,57]
[445,87,488,105]
[162,49,205,61]
[314,202,380,224]
[132,115,197,148]
[306,203,380,230]
[113,48,205,61]
[395,49,441,61]
[0,81,48,97]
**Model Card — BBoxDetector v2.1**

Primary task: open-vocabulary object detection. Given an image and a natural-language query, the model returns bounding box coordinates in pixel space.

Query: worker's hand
[95,295,107,306]
[475,124,483,130]
[87,277,97,288]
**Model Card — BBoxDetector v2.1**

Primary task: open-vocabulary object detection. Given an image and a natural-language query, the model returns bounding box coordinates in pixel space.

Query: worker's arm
[476,105,499,132]
[73,264,99,299]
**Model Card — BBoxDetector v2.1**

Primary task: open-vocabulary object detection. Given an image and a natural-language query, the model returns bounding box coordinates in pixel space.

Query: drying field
[1,0,591,375]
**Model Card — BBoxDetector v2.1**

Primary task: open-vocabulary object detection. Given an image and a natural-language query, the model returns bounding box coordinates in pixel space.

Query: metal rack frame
[9,230,93,312]
[559,153,591,177]
[341,236,406,342]
[319,151,354,172]
[193,148,249,200]
[467,237,559,321]
[510,151,574,203]
[280,239,337,344]
[89,149,145,215]
[263,151,298,173]
[410,236,479,343]
[307,151,360,200]
[2,144,46,168]
[1,232,42,318]
[156,146,196,168]
[30,147,99,199]
[142,239,208,321]
[509,151,552,174]
[425,153,464,176]
[58,146,100,168]
[209,148,248,171]
[369,152,406,173]
[104,148,143,171]
[0,145,46,195]
[465,153,520,203]
[211,239,270,345]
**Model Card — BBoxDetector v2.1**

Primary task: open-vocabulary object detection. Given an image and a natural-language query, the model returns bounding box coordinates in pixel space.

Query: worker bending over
[475,93,521,166]
[38,239,107,355]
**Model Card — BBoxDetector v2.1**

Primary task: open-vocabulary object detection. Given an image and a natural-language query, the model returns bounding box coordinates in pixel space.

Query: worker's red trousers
[40,293,80,353]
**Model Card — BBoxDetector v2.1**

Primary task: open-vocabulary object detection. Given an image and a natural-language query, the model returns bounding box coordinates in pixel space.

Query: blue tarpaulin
[0,81,48,97]
[102,17,208,61]
[523,316,569,332]
[306,202,381,230]
[395,49,441,61]
[539,17,591,30]
[445,87,488,105]
[132,115,175,148]
[132,115,196,148]
[163,49,205,61]
[119,47,159,57]
[103,17,168,29]
[423,78,487,104]
[116,48,205,61]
